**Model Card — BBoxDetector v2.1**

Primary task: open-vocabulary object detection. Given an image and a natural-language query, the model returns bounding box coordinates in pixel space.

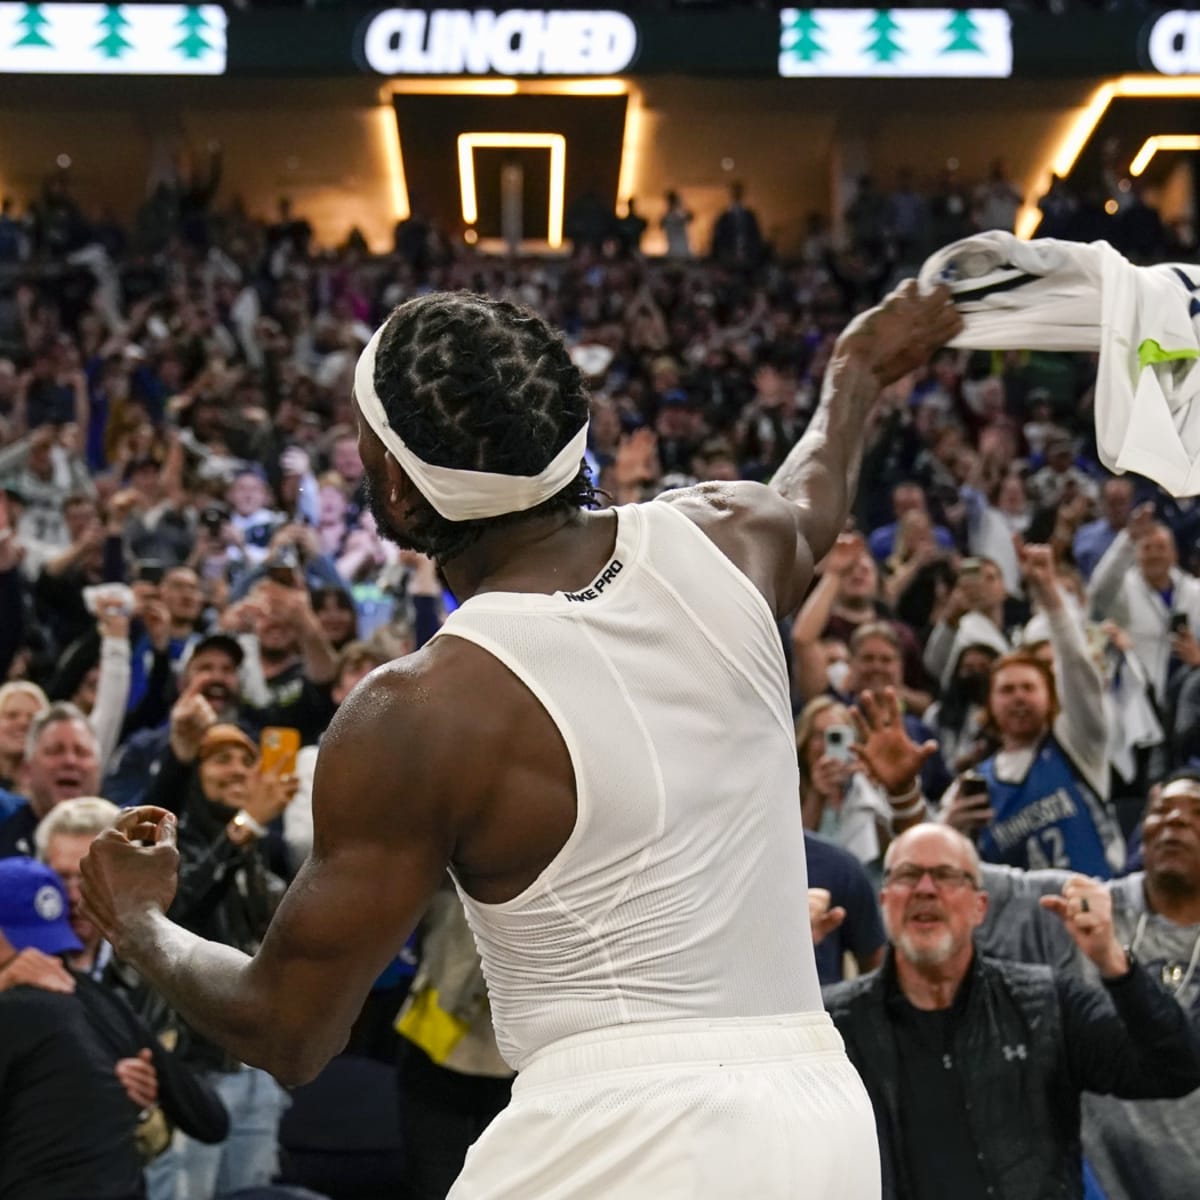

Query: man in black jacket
[825,823,1200,1200]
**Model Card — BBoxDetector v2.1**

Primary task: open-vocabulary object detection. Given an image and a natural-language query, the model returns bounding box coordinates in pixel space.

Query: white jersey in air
[434,500,822,1069]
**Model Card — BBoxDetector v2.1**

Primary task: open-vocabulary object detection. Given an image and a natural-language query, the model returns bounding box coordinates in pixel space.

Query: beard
[362,468,423,552]
[894,926,957,966]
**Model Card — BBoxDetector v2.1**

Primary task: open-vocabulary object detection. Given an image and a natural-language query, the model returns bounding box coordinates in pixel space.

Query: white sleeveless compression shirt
[435,500,822,1068]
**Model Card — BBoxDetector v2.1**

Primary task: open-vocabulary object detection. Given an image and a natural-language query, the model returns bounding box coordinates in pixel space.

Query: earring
[391,488,398,502]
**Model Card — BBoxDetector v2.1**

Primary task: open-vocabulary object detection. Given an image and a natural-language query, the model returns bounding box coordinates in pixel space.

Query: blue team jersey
[977,735,1119,878]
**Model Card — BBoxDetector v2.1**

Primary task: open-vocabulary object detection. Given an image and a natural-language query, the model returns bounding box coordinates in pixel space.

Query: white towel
[918,232,1200,497]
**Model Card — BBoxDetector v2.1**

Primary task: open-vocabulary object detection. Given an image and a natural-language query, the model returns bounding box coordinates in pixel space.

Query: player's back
[434,499,822,1069]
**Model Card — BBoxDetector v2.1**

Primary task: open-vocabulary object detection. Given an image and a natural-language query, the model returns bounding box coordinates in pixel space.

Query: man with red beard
[824,823,1200,1200]
[0,703,101,858]
[942,545,1123,878]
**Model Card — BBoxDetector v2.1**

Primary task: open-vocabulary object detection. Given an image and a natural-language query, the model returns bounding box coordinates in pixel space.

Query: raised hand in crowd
[95,592,133,642]
[850,687,936,831]
[939,773,995,838]
[220,594,268,636]
[138,596,172,652]
[256,577,315,631]
[169,677,219,764]
[338,526,387,577]
[1039,875,1131,978]
[105,487,142,534]
[808,888,846,948]
[398,548,441,597]
[1018,542,1063,610]
[270,520,319,562]
[817,530,866,579]
[240,763,301,827]
[1127,500,1157,543]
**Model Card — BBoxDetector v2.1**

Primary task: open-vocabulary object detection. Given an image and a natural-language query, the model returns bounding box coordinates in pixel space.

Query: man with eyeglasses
[976,766,1200,1200]
[824,823,1200,1200]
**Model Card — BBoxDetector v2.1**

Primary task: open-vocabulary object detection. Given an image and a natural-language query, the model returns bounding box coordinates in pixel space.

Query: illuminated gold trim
[1129,134,1200,177]
[382,77,627,100]
[457,132,567,248]
[616,85,643,202]
[386,79,519,96]
[1016,75,1200,238]
[376,105,411,221]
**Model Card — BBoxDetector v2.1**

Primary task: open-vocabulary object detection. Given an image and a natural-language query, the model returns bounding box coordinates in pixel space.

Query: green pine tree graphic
[865,10,903,64]
[95,5,133,59]
[785,11,825,63]
[175,6,211,59]
[13,3,51,48]
[943,10,983,54]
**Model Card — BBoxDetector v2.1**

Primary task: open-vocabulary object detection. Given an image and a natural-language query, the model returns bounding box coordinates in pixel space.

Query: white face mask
[827,661,851,693]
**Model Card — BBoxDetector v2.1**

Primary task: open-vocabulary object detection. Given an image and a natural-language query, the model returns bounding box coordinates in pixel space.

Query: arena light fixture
[381,77,627,100]
[385,78,520,95]
[1128,134,1200,177]
[616,85,643,203]
[376,106,411,221]
[1016,74,1200,238]
[457,132,567,247]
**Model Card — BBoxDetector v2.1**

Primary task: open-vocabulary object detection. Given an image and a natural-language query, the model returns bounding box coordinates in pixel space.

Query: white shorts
[448,1012,880,1199]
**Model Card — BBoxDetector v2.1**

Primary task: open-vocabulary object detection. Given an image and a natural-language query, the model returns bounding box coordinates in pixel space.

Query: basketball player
[81,281,961,1197]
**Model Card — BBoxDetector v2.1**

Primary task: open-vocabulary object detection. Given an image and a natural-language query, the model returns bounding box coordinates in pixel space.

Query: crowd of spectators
[0,152,1198,1200]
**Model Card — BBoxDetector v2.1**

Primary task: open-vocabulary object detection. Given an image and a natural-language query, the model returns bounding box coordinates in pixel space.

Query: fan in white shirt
[1087,504,1200,705]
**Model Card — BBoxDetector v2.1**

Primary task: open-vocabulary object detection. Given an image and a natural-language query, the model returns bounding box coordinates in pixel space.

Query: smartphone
[959,772,990,800]
[1170,612,1190,636]
[135,559,165,586]
[264,545,302,588]
[259,727,300,776]
[823,725,856,764]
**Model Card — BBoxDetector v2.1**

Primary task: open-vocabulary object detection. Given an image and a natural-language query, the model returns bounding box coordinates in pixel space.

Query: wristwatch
[226,810,267,846]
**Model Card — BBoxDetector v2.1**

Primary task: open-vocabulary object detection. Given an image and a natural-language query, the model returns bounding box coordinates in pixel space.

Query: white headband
[353,322,590,523]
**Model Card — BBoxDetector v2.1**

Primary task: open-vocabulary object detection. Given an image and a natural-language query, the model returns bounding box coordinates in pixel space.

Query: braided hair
[369,292,595,563]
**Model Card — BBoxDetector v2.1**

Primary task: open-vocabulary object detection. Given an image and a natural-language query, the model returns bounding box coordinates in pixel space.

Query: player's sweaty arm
[81,660,460,1087]
[769,281,961,590]
[663,282,961,619]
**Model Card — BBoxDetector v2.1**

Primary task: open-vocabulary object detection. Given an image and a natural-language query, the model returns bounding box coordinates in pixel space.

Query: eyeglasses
[883,865,980,891]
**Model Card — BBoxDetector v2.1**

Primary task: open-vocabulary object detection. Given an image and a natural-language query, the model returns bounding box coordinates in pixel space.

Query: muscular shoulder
[313,636,544,846]
[655,480,794,535]
[654,482,811,615]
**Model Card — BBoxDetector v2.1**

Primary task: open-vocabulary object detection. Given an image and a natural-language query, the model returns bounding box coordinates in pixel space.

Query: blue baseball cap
[0,859,83,955]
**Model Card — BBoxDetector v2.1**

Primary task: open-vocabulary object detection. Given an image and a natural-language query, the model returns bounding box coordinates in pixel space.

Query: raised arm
[661,283,962,618]
[770,283,962,579]
[1086,508,1152,623]
[1043,876,1200,1100]
[79,660,456,1087]
[791,534,865,703]
[1021,545,1109,798]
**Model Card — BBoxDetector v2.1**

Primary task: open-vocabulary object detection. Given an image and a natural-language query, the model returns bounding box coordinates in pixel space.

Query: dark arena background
[2,4,1200,1200]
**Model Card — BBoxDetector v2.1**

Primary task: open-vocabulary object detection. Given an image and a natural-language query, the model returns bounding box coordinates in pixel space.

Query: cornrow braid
[372,292,596,563]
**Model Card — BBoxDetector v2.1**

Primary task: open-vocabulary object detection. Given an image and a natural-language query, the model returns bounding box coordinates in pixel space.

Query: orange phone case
[260,727,301,775]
